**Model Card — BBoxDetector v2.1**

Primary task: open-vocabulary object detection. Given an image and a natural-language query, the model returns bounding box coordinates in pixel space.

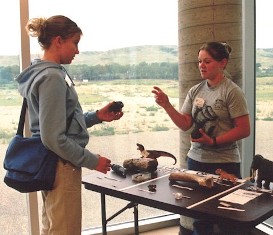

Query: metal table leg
[101,193,107,235]
[134,203,139,235]
[99,193,139,235]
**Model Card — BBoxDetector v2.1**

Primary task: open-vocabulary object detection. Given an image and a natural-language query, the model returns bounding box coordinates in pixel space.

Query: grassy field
[1,76,273,141]
[256,76,273,120]
[0,79,180,143]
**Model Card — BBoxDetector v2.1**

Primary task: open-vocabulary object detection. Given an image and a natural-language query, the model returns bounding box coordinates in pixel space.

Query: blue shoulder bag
[4,98,62,193]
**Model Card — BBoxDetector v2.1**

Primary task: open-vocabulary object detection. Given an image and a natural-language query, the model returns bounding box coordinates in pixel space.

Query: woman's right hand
[152,86,171,109]
[95,155,111,174]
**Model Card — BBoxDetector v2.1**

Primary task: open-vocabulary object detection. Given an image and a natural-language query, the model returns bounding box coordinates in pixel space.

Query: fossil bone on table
[169,172,214,188]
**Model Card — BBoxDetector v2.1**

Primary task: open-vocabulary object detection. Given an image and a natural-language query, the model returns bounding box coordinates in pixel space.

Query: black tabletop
[82,167,273,228]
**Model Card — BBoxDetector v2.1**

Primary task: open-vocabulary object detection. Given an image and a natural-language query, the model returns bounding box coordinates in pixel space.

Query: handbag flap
[4,135,50,175]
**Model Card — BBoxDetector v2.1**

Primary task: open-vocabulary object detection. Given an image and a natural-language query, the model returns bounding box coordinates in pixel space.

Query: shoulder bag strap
[16,98,27,136]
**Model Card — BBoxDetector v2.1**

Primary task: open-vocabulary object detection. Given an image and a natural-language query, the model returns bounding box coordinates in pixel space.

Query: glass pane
[0,1,29,234]
[256,0,273,227]
[29,0,178,231]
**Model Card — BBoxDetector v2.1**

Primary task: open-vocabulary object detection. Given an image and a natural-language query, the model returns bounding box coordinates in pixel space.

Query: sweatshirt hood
[16,59,63,97]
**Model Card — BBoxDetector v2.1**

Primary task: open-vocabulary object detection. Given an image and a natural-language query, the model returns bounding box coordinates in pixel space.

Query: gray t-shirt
[181,77,249,163]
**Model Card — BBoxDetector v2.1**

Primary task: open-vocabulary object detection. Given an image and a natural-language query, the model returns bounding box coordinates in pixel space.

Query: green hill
[74,45,178,65]
[0,45,178,66]
[2,46,273,69]
[256,48,273,68]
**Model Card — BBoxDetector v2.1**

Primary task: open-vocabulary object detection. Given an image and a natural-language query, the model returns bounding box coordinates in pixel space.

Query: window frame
[19,0,40,234]
[241,0,255,177]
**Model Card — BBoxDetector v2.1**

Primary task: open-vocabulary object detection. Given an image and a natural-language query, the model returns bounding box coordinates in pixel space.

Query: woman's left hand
[96,101,124,122]
[191,129,213,145]
[191,115,251,146]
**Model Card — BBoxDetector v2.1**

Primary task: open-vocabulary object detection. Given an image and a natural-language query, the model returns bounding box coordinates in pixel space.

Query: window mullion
[20,0,40,235]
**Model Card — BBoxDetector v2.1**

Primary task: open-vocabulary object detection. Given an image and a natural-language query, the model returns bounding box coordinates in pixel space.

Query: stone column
[178,0,242,232]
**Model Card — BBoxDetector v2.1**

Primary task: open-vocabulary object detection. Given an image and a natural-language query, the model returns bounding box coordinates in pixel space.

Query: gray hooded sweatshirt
[16,59,100,169]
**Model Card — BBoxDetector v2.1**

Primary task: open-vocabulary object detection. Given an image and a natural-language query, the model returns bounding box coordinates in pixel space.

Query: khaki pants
[41,160,82,235]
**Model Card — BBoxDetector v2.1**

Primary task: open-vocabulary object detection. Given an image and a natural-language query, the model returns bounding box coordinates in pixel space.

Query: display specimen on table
[215,169,238,184]
[131,172,152,182]
[250,154,273,189]
[136,143,177,164]
[169,172,214,188]
[111,164,127,178]
[123,143,177,173]
[123,158,158,173]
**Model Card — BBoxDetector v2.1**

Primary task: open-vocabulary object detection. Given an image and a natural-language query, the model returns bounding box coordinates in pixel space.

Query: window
[0,0,178,233]
[255,0,273,229]
[29,0,179,231]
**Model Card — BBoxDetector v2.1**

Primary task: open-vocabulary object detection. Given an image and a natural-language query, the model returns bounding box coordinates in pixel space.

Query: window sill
[82,213,180,235]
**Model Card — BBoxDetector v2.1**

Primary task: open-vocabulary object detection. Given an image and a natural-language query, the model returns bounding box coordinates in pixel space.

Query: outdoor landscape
[1,46,273,233]
[0,45,181,234]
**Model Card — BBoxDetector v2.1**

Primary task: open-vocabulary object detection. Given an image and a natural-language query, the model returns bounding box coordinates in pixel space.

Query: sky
[1,0,272,55]
[255,0,273,48]
[0,0,178,55]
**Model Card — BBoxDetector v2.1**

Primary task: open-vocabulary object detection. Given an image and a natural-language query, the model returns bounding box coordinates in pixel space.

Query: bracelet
[212,136,217,146]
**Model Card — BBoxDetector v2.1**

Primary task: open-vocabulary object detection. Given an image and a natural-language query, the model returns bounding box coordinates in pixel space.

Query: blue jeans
[187,157,241,177]
[187,157,241,235]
